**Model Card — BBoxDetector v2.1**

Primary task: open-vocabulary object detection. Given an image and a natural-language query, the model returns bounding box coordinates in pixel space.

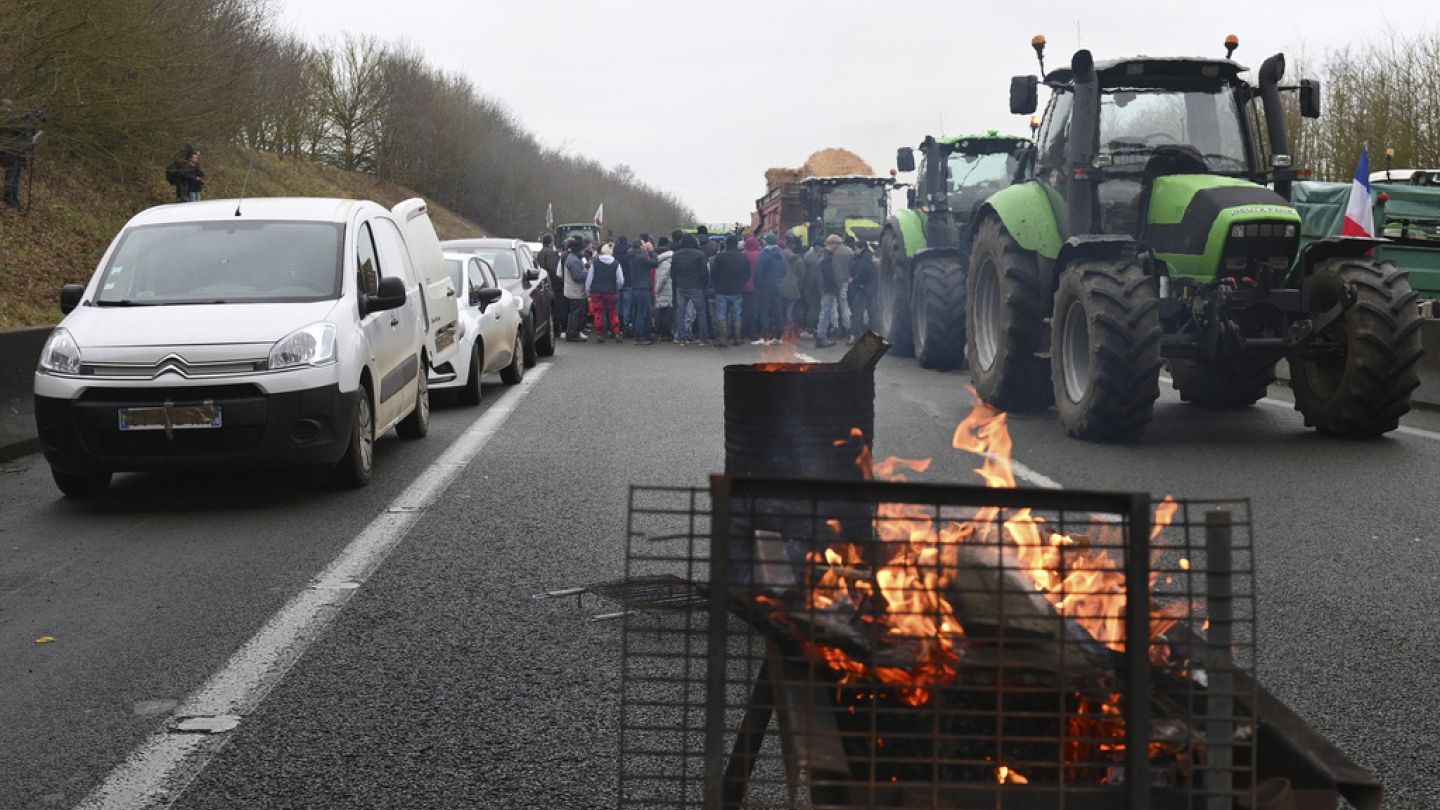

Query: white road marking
[74,364,551,810]
[1160,373,1440,443]
[796,352,820,363]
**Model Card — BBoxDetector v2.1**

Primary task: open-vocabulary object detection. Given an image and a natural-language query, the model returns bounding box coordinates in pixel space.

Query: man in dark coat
[0,102,42,209]
[669,235,711,345]
[848,240,878,343]
[166,146,205,202]
[627,236,659,344]
[710,235,750,347]
[536,234,564,333]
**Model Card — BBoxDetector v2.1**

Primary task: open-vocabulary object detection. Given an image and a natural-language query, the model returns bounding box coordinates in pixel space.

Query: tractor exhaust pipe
[1258,53,1293,199]
[1065,49,1099,236]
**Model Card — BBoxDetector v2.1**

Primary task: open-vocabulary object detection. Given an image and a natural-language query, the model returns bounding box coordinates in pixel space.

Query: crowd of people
[533,226,878,349]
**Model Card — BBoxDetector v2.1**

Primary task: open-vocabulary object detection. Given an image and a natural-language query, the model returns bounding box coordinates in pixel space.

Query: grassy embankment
[0,146,486,329]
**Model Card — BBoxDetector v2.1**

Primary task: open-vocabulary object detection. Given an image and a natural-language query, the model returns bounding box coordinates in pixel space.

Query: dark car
[439,237,556,365]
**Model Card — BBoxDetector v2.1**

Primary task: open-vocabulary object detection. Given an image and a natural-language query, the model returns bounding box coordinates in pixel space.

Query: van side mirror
[1298,79,1321,119]
[364,276,407,315]
[895,147,916,173]
[1010,75,1039,115]
[471,287,503,309]
[60,283,84,314]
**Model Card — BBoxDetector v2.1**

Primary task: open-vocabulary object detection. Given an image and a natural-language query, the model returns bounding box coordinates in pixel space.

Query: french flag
[1342,147,1375,237]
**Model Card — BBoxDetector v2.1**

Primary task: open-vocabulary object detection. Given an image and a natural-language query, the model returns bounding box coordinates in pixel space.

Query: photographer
[0,101,43,209]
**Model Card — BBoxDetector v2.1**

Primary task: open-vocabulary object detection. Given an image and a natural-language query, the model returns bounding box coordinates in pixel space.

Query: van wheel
[458,346,483,406]
[52,469,111,498]
[500,331,525,385]
[334,387,374,487]
[396,363,430,438]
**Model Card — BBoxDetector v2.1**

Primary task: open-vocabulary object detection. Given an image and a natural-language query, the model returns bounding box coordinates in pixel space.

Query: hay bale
[765,166,803,190]
[801,148,873,179]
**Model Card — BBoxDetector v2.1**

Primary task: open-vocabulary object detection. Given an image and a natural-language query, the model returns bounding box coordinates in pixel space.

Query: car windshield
[95,221,344,305]
[468,249,520,279]
[947,151,1016,212]
[1098,86,1250,173]
[821,182,886,223]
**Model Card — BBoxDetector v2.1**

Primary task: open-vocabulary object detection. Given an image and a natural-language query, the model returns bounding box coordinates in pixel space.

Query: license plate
[118,403,222,431]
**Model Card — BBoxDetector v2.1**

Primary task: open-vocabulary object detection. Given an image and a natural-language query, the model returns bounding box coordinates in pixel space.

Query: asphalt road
[1,338,1437,808]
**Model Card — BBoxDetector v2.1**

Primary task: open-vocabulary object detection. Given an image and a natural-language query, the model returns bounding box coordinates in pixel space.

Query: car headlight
[38,327,82,375]
[268,323,337,370]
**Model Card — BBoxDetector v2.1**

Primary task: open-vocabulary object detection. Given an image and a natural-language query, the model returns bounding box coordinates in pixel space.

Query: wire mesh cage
[619,477,1257,810]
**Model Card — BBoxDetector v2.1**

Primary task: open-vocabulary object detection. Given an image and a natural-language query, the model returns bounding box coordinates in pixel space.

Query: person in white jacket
[653,236,675,341]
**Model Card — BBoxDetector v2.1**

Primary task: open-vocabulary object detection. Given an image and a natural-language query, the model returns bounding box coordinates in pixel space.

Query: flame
[800,393,1181,730]
[996,766,1030,785]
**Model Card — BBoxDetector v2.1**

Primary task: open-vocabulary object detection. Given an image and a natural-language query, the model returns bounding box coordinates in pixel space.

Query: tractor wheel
[877,229,914,357]
[965,217,1053,411]
[1050,260,1162,441]
[911,257,967,371]
[1169,358,1275,409]
[1291,258,1423,437]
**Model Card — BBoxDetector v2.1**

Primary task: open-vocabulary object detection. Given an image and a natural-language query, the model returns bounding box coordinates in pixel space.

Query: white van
[33,197,435,497]
[392,198,460,369]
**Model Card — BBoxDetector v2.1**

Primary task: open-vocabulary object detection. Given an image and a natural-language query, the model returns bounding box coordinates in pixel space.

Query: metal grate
[619,477,1258,810]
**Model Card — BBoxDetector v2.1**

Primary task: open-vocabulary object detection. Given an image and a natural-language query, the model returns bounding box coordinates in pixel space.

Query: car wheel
[522,316,538,367]
[536,308,556,357]
[334,386,375,487]
[458,345,483,406]
[51,469,111,498]
[500,331,525,385]
[396,362,430,439]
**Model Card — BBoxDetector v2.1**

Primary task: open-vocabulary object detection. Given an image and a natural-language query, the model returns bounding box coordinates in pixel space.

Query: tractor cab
[796,176,892,243]
[899,133,1030,241]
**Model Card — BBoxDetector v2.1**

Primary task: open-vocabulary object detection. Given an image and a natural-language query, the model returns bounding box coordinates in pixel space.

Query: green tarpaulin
[1291,180,1440,297]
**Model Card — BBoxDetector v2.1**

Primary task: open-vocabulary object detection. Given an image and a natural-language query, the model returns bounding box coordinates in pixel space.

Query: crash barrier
[0,326,48,460]
[1274,318,1440,410]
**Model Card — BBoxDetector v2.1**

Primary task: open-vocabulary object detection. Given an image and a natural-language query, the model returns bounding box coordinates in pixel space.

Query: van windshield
[95,221,345,305]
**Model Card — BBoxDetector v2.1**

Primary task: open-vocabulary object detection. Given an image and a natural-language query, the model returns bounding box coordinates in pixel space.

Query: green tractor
[555,222,602,247]
[968,38,1423,440]
[789,175,893,246]
[879,132,1031,369]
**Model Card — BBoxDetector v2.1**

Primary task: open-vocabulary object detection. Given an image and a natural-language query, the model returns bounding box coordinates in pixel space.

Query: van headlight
[38,328,82,375]
[268,323,337,370]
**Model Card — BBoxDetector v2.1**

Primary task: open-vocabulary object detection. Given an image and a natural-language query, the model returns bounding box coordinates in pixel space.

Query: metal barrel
[723,362,874,479]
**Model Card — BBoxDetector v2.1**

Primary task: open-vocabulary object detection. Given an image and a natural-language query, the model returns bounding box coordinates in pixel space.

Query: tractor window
[1098,86,1249,173]
[946,152,1017,214]
[1036,92,1073,189]
[821,183,886,223]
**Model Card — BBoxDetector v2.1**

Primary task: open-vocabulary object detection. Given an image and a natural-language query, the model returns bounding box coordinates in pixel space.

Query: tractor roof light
[1272,154,1293,168]
[1225,34,1239,59]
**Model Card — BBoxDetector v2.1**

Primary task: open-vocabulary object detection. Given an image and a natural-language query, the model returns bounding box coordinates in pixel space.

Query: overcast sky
[281,0,1437,223]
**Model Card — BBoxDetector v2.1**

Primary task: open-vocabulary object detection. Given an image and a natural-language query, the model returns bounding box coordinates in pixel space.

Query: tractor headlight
[1231,224,1244,238]
[1272,154,1293,168]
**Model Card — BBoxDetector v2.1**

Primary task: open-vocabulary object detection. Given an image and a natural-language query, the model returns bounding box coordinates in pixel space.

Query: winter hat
[825,234,844,247]
[765,233,778,245]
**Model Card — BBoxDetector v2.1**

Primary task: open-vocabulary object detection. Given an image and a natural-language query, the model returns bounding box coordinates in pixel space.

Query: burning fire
[801,392,1180,720]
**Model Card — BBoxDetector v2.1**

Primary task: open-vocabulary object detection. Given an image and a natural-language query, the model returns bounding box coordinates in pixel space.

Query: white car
[34,197,435,497]
[431,252,526,405]
[439,237,557,366]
